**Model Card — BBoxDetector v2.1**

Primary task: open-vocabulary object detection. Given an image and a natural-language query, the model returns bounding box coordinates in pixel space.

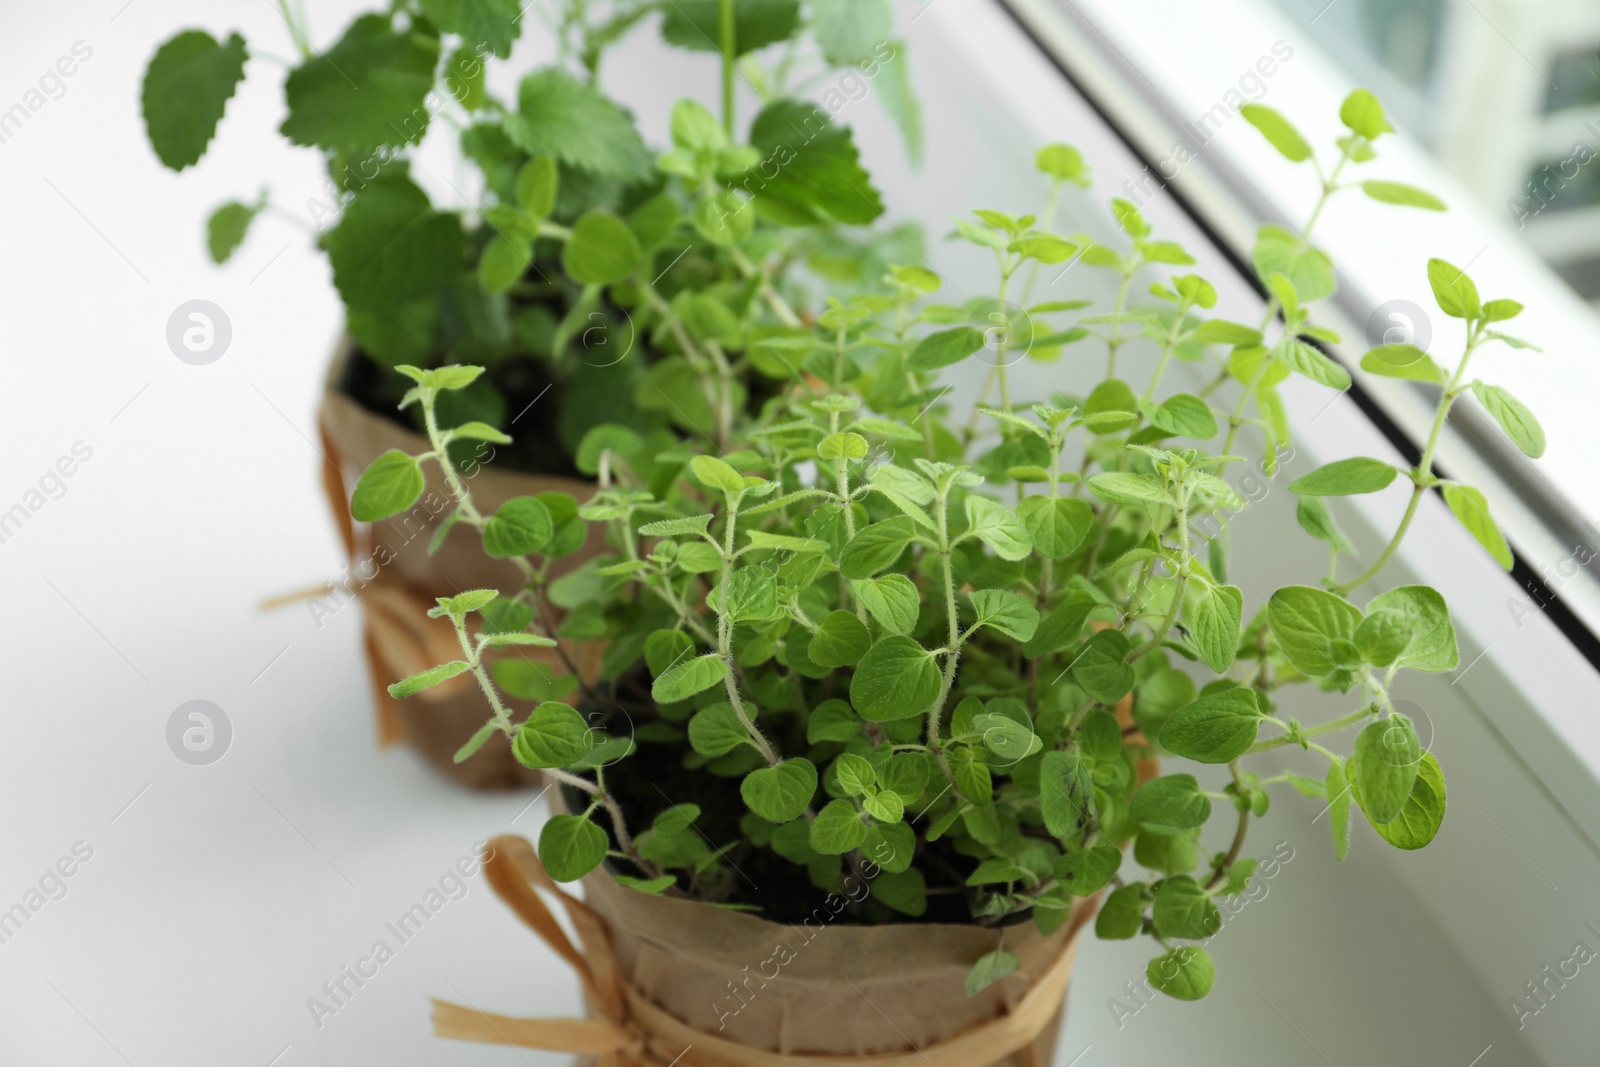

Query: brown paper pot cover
[580,862,1091,1067]
[317,337,606,789]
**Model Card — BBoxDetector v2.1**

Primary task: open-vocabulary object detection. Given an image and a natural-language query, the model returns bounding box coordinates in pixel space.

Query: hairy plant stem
[1128,495,1189,662]
[1331,324,1483,594]
[925,489,963,791]
[1204,759,1251,891]
[1140,301,1189,405]
[418,391,658,872]
[1104,271,1134,378]
[718,0,736,136]
[1245,704,1377,755]
[1220,143,1354,455]
[716,498,780,765]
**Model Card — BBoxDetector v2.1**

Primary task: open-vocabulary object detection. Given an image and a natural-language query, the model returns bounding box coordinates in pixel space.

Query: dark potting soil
[570,677,998,928]
[340,343,584,480]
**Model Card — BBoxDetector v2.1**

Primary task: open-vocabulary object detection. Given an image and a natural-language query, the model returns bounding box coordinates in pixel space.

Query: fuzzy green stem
[1332,327,1482,594]
[719,0,736,136]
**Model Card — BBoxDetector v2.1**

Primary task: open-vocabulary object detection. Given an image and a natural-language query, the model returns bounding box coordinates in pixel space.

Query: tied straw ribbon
[431,835,1086,1067]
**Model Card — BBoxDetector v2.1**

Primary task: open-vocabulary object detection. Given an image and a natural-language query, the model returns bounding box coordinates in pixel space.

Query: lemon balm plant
[140,0,915,468]
[353,89,1546,1002]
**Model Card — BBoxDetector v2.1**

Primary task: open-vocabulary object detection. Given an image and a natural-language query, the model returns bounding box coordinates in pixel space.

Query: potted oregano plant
[140,0,918,784]
[354,85,1543,1055]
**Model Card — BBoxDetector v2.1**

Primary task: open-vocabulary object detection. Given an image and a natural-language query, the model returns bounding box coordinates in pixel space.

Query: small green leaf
[1240,103,1312,162]
[351,450,425,522]
[652,803,701,837]
[512,702,593,769]
[1470,380,1545,458]
[1039,750,1095,839]
[1353,716,1422,824]
[863,790,904,823]
[539,814,608,882]
[515,156,559,218]
[1147,947,1215,1001]
[1339,87,1392,139]
[969,590,1040,641]
[1071,629,1135,704]
[614,874,679,894]
[1022,594,1095,658]
[965,948,1020,996]
[1096,884,1145,939]
[1348,751,1446,850]
[1086,472,1171,510]
[1267,586,1364,677]
[1326,755,1353,861]
[974,713,1040,762]
[388,660,470,698]
[1427,258,1481,320]
[839,517,916,579]
[563,209,642,285]
[452,719,499,763]
[1441,484,1513,570]
[1017,496,1094,559]
[451,421,513,445]
[907,327,986,371]
[1131,774,1211,830]
[862,820,915,872]
[1159,688,1262,763]
[142,30,249,170]
[640,514,716,538]
[741,759,817,823]
[652,654,729,703]
[206,200,260,263]
[966,858,1026,886]
[1279,340,1351,391]
[1360,344,1448,384]
[1147,393,1219,440]
[1191,319,1262,345]
[693,191,754,246]
[1152,875,1222,939]
[505,68,651,181]
[688,702,751,757]
[810,798,866,854]
[873,868,928,917]
[690,454,749,497]
[1185,583,1242,673]
[1036,143,1087,181]
[483,496,554,558]
[809,611,872,668]
[963,497,1032,560]
[1362,181,1445,210]
[879,754,930,803]
[1366,586,1458,672]
[851,575,920,635]
[1054,845,1121,896]
[282,15,438,152]
[832,753,876,796]
[1289,458,1398,497]
[850,637,940,722]
[1252,226,1335,303]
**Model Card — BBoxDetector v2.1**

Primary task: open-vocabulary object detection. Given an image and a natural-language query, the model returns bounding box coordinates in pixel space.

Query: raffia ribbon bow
[431,836,1083,1067]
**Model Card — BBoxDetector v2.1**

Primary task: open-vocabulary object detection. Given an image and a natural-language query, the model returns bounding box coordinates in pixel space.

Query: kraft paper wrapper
[579,865,1088,1065]
[433,681,1156,1061]
[317,336,606,789]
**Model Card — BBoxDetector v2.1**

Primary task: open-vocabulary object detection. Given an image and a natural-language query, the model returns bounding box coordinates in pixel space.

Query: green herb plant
[352,88,1546,1001]
[140,0,918,461]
